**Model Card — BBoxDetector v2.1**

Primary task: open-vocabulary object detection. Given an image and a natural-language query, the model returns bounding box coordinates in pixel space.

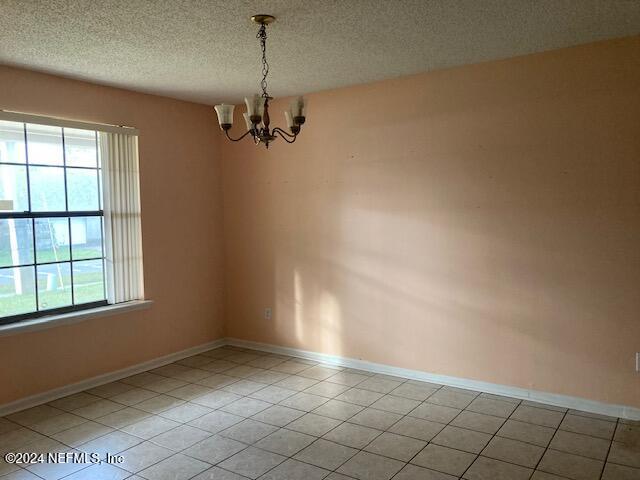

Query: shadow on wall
[265,97,637,394]
[222,37,640,406]
[271,195,636,382]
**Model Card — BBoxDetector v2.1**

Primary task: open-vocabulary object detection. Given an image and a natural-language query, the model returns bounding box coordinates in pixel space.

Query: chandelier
[214,15,307,148]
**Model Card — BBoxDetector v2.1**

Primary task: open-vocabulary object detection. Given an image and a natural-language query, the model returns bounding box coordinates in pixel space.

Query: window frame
[0,122,108,326]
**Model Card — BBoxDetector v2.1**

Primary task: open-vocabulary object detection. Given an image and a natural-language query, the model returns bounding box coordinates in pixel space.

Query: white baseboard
[226,338,640,421]
[0,338,226,417]
[3,336,638,421]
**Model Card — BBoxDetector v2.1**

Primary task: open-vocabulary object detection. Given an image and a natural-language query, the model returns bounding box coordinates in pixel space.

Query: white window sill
[0,300,153,337]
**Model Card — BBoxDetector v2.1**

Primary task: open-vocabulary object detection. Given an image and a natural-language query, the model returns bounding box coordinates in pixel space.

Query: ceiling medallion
[214,15,307,148]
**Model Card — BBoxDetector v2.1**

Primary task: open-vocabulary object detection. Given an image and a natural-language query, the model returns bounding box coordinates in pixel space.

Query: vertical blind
[100,132,144,304]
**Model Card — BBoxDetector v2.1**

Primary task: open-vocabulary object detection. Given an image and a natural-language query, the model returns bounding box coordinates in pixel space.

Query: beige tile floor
[1,346,638,480]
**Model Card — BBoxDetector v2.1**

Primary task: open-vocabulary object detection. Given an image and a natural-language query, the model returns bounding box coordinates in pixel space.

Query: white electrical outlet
[636,352,640,372]
[264,308,272,320]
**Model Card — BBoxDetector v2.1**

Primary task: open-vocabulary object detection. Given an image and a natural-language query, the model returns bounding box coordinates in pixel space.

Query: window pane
[0,219,34,267]
[0,164,29,212]
[73,259,105,304]
[30,166,66,211]
[0,266,36,317]
[0,121,26,164]
[98,169,103,209]
[26,124,63,166]
[64,128,97,168]
[37,262,72,310]
[35,218,70,263]
[67,168,99,211]
[71,217,102,260]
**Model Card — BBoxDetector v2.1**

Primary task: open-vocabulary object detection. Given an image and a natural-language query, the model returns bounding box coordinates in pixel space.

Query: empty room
[0,1,638,479]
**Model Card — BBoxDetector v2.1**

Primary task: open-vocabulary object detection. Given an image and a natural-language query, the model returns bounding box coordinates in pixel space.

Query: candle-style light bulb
[244,95,257,115]
[284,111,294,128]
[291,96,306,125]
[214,104,235,130]
[257,96,266,117]
[245,94,266,124]
[243,113,253,131]
[284,110,300,134]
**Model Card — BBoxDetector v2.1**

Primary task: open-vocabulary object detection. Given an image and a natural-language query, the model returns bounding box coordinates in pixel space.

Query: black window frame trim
[0,123,108,326]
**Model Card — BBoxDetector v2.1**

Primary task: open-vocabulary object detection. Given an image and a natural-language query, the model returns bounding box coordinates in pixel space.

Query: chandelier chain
[257,24,269,97]
[216,15,305,148]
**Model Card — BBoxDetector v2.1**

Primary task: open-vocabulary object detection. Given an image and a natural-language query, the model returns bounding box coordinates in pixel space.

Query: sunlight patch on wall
[293,269,304,342]
[318,289,342,355]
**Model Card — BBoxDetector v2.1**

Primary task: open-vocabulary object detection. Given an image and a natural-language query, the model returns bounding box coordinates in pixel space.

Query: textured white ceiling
[0,1,638,105]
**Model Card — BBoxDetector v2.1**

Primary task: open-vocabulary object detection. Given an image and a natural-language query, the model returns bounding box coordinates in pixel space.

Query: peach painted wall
[0,67,225,404]
[220,37,640,407]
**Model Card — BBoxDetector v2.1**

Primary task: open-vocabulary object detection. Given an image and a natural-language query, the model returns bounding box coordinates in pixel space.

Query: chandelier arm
[225,129,255,142]
[273,128,297,144]
[272,127,297,139]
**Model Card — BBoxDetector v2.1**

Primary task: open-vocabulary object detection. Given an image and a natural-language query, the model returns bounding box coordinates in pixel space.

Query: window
[0,120,107,324]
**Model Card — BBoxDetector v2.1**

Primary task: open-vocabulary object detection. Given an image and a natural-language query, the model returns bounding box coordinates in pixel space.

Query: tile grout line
[58,347,275,479]
[456,397,516,480]
[24,350,619,454]
[138,348,626,479]
[531,409,569,476]
[175,358,413,480]
[598,417,619,480]
[2,351,249,479]
[124,351,339,479]
[388,387,485,479]
[0,372,595,478]
[6,398,623,477]
[132,355,443,479]
[0,362,576,478]
[204,350,621,480]
[2,345,628,480]
[528,407,571,480]
[266,371,415,479]
[274,383,537,479]
[173,351,357,480]
[278,385,527,480]
[394,387,483,478]
[319,377,435,478]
